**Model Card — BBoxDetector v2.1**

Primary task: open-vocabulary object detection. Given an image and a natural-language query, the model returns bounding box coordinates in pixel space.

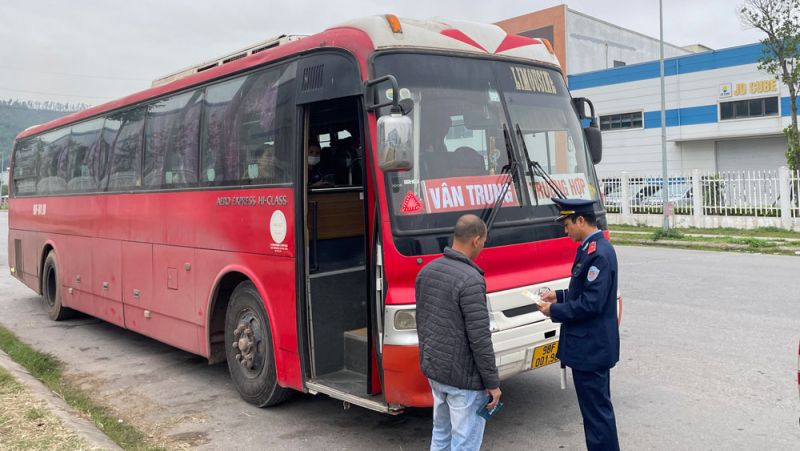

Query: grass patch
[0,365,21,389]
[25,407,46,421]
[612,236,795,255]
[0,324,162,450]
[653,228,684,240]
[610,224,800,239]
[0,366,88,450]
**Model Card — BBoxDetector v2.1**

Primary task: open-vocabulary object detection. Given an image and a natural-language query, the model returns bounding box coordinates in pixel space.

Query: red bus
[7,15,606,413]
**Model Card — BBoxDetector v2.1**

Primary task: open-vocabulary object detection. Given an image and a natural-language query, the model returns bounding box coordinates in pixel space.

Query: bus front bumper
[382,306,561,408]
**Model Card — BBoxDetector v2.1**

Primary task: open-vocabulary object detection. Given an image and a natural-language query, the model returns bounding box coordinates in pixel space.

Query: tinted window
[720,97,779,121]
[144,90,201,188]
[67,118,103,193]
[107,107,145,191]
[720,102,734,120]
[600,112,642,131]
[164,91,203,187]
[98,118,121,189]
[12,138,39,196]
[202,62,296,186]
[37,128,71,195]
[764,97,779,115]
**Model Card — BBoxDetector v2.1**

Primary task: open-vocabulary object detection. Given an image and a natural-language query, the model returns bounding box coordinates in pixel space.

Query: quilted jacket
[415,247,499,390]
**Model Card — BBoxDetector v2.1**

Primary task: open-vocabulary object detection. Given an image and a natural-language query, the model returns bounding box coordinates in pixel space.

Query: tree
[740,0,800,169]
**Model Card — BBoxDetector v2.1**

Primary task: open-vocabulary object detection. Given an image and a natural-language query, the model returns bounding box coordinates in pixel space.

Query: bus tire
[42,251,76,321]
[224,281,292,407]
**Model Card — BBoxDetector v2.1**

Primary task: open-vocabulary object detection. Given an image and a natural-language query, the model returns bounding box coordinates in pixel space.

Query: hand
[536,301,553,317]
[540,289,557,303]
[485,387,502,410]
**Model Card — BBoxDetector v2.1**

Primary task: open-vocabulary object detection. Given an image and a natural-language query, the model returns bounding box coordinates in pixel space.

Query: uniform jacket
[550,231,620,372]
[415,247,499,390]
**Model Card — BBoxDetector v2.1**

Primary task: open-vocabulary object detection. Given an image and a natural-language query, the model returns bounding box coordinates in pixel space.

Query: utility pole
[659,0,669,232]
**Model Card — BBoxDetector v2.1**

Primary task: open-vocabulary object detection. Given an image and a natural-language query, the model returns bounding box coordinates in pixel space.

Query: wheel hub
[231,312,263,374]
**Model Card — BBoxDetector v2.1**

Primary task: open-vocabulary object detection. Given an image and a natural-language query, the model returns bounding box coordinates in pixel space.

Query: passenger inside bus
[420,112,486,179]
[308,135,334,188]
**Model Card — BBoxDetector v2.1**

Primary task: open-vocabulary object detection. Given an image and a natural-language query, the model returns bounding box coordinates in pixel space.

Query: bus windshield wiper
[482,124,519,235]
[515,124,567,200]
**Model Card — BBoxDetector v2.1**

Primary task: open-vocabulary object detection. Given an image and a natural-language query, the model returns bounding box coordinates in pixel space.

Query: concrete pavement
[1,210,799,450]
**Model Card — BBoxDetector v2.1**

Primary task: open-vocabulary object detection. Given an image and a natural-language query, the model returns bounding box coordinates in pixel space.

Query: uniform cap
[552,198,597,221]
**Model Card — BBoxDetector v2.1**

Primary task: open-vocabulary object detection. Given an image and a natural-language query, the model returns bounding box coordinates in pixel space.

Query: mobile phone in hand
[476,400,505,420]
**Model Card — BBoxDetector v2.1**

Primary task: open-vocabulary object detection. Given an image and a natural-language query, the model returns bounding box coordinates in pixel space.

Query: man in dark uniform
[537,198,620,451]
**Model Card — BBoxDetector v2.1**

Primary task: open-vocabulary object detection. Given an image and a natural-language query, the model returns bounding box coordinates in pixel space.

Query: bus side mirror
[376,106,413,171]
[365,75,414,172]
[584,126,602,164]
[573,97,603,164]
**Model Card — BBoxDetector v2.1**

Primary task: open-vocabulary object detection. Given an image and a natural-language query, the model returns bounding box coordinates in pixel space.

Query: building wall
[566,9,691,74]
[569,43,796,176]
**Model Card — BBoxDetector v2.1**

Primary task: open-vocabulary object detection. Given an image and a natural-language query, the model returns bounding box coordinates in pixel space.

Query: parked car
[605,183,661,206]
[0,195,8,208]
[641,183,693,207]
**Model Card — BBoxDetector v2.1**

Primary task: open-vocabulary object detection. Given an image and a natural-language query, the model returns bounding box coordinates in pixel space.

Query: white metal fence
[601,167,800,230]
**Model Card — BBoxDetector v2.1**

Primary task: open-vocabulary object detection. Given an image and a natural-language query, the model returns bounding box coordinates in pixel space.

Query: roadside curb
[0,349,122,451]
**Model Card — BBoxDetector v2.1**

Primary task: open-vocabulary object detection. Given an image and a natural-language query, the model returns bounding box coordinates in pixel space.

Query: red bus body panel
[8,188,301,388]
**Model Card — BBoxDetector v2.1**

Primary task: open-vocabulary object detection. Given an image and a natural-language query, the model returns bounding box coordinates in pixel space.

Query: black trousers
[572,368,620,451]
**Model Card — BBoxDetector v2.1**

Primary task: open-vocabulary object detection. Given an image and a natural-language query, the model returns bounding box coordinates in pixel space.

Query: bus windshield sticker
[420,175,518,214]
[400,191,423,214]
[529,173,590,204]
[510,66,557,95]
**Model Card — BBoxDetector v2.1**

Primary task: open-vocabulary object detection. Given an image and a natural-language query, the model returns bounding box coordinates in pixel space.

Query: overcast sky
[0,0,763,106]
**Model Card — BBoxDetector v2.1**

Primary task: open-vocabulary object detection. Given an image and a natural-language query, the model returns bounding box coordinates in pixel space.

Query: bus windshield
[373,53,600,235]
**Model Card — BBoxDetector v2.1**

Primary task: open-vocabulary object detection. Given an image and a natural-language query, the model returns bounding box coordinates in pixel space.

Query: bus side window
[66,118,103,193]
[202,61,296,187]
[144,91,198,189]
[202,76,247,186]
[163,91,203,187]
[98,118,121,191]
[237,62,296,185]
[107,107,145,192]
[37,128,70,195]
[11,138,40,196]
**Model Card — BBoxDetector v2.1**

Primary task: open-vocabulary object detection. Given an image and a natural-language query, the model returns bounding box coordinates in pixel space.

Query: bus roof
[341,15,558,65]
[17,15,560,140]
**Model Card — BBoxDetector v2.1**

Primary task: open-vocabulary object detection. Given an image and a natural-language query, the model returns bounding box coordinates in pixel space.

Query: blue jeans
[428,379,488,451]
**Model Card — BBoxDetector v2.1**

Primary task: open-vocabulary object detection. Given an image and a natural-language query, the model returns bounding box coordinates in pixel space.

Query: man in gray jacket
[415,214,501,451]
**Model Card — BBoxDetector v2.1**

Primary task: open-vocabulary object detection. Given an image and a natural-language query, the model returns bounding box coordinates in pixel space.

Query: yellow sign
[732,79,777,97]
[511,66,557,94]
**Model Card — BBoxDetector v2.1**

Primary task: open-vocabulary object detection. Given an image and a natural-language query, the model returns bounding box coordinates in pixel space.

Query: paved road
[1,210,798,450]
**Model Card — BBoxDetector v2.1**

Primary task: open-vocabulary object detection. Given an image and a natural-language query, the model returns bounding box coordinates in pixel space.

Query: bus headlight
[394,309,416,330]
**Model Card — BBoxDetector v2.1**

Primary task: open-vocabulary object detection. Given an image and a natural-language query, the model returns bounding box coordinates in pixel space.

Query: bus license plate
[531,342,559,369]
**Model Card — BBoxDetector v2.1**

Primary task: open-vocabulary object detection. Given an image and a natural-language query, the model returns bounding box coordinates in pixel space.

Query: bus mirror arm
[572,97,597,127]
[364,75,414,115]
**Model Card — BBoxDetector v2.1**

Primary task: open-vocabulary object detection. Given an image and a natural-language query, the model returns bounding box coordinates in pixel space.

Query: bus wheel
[224,281,291,407]
[42,252,75,321]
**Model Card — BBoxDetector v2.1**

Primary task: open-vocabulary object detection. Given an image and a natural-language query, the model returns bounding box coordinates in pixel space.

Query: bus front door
[302,97,387,412]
